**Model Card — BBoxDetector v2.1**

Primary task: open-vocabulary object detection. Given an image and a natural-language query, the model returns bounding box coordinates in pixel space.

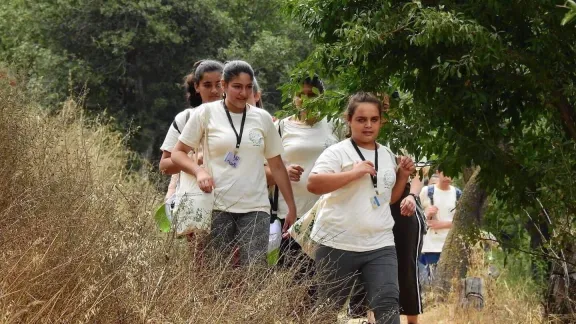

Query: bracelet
[408,193,418,200]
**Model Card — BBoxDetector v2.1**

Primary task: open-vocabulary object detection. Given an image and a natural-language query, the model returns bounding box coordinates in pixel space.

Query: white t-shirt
[160,108,194,153]
[275,117,339,219]
[178,100,283,213]
[419,185,458,253]
[310,139,398,252]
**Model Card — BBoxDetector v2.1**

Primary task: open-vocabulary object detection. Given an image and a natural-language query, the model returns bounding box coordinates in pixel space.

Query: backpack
[427,185,462,206]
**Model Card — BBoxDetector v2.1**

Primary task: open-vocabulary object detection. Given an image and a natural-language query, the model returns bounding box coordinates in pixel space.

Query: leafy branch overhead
[285,0,576,293]
[561,0,576,25]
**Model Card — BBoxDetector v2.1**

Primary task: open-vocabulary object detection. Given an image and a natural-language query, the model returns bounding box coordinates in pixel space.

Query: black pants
[350,184,424,316]
[316,245,400,324]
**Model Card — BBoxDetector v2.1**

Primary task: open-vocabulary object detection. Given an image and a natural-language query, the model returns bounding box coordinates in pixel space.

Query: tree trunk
[433,166,488,296]
[546,241,576,322]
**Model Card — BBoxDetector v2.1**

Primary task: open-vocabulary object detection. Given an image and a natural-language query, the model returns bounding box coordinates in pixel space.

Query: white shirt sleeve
[160,110,190,152]
[178,106,205,149]
[311,147,341,174]
[263,111,284,159]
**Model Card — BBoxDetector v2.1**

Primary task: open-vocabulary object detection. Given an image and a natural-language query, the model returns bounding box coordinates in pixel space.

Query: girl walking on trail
[171,60,297,266]
[271,75,339,265]
[306,92,415,324]
[159,60,224,213]
[348,94,426,324]
[268,75,339,309]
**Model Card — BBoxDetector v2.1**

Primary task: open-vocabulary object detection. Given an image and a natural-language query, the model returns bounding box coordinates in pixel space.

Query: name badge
[370,193,387,209]
[370,196,381,209]
[224,151,240,168]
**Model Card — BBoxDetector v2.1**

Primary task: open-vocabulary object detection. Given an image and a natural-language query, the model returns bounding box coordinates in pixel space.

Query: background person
[418,167,462,284]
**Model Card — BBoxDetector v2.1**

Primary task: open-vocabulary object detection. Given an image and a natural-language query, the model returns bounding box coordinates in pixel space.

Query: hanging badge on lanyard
[224,151,240,168]
[350,139,380,209]
[223,102,246,168]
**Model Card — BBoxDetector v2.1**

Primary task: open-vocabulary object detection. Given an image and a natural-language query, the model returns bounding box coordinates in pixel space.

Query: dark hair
[344,92,384,137]
[184,60,223,107]
[252,77,263,108]
[222,60,254,83]
[300,74,325,93]
[345,92,384,120]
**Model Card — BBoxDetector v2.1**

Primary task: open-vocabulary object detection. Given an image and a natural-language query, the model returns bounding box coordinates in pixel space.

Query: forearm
[171,150,201,176]
[265,165,275,186]
[159,154,181,175]
[409,174,423,196]
[441,220,453,229]
[390,172,410,204]
[307,171,358,195]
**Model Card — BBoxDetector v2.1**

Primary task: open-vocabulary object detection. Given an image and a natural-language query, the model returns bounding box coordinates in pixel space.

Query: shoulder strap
[172,119,181,134]
[172,109,192,134]
[428,185,435,206]
[271,120,284,215]
[456,188,462,201]
[278,119,283,136]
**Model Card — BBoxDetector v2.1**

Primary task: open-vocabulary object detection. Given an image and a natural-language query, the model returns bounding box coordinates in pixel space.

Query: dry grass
[417,245,544,324]
[0,73,545,323]
[0,75,326,323]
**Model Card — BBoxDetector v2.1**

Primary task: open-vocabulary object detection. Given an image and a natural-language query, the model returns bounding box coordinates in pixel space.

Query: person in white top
[271,75,339,260]
[267,75,338,307]
[158,60,224,221]
[171,60,296,266]
[418,168,462,281]
[307,92,415,324]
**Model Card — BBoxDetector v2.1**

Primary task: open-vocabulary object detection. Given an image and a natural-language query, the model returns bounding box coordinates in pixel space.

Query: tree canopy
[285,0,576,309]
[0,0,312,160]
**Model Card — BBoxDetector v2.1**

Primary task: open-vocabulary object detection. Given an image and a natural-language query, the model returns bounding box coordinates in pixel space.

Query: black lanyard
[350,139,378,194]
[223,101,247,151]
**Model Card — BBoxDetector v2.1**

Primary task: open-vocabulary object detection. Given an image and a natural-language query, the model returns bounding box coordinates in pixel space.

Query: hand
[282,209,297,236]
[195,168,214,193]
[427,219,448,230]
[400,195,416,216]
[352,161,376,179]
[425,206,438,219]
[294,96,303,108]
[398,156,415,176]
[287,164,304,182]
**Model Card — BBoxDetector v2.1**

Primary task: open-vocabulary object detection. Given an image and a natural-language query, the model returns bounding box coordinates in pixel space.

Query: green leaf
[154,203,171,233]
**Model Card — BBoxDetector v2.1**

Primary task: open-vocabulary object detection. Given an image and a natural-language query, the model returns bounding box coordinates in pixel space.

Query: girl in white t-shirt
[159,60,224,213]
[171,60,296,266]
[307,92,414,324]
[272,76,339,264]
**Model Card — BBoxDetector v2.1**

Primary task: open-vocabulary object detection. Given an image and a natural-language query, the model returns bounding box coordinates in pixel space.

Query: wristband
[408,193,418,200]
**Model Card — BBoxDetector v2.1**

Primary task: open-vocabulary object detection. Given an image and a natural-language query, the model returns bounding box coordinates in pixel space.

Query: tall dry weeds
[0,76,331,323]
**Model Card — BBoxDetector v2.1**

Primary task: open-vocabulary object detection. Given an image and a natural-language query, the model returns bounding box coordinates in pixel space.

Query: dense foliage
[0,0,312,160]
[284,0,576,307]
